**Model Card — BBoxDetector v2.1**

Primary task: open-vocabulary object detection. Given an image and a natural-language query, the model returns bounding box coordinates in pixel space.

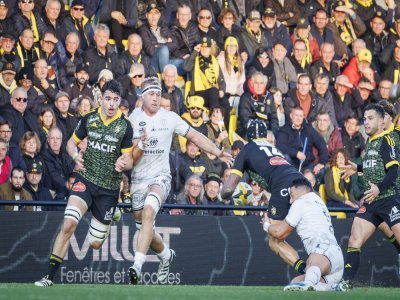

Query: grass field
[0,284,398,300]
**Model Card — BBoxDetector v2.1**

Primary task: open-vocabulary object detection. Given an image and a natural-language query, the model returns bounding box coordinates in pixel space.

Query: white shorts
[312,243,344,285]
[130,175,171,211]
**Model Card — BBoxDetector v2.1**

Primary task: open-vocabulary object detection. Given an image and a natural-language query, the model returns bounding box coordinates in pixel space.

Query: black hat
[263,7,276,18]
[2,62,15,74]
[17,67,34,82]
[27,160,43,174]
[247,10,261,21]
[371,10,385,21]
[75,64,88,74]
[206,173,222,185]
[297,18,310,29]
[201,36,212,47]
[246,119,268,140]
[232,140,244,150]
[119,99,129,108]
[332,0,345,11]
[1,31,15,40]
[147,1,161,13]
[71,0,85,7]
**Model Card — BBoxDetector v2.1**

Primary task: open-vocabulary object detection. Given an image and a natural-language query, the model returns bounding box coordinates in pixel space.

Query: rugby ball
[232,182,254,205]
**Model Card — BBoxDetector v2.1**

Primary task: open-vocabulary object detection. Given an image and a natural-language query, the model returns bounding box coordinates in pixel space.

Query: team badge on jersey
[72,182,86,192]
[270,206,277,216]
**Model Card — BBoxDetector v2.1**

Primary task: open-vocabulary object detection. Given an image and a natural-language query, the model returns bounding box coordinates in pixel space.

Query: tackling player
[264,178,344,291]
[127,77,232,285]
[34,80,134,287]
[221,119,308,275]
[339,104,400,290]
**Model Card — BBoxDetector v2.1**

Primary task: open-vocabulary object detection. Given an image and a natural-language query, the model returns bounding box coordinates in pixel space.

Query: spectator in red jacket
[0,137,11,185]
[342,48,376,89]
[312,111,343,158]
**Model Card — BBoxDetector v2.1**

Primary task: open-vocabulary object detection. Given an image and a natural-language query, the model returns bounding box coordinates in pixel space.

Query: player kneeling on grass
[263,178,344,291]
[34,80,134,287]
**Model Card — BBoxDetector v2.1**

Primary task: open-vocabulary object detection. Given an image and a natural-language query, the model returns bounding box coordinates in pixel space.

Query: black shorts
[356,195,400,228]
[267,182,292,220]
[70,174,119,225]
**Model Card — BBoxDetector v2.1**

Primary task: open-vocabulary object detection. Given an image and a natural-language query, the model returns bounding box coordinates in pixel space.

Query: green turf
[0,284,398,300]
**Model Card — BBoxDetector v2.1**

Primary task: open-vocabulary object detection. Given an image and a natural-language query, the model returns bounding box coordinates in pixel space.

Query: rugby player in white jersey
[127,77,233,285]
[263,178,344,291]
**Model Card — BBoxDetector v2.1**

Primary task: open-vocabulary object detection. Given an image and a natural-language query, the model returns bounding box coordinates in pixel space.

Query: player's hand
[138,128,148,149]
[361,181,379,204]
[115,155,127,172]
[340,161,357,180]
[74,151,86,172]
[219,148,234,167]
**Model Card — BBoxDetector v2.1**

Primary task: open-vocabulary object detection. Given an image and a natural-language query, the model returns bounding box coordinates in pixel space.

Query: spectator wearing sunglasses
[0,87,40,146]
[121,63,145,112]
[197,7,218,52]
[13,0,49,43]
[59,0,94,51]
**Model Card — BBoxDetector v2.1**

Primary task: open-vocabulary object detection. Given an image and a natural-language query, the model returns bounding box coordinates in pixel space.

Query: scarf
[332,16,357,45]
[193,55,219,91]
[0,75,17,93]
[332,166,349,200]
[245,25,262,44]
[355,0,373,7]
[228,54,239,73]
[30,12,40,43]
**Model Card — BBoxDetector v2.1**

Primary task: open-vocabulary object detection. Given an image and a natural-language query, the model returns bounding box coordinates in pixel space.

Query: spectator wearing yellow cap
[342,48,376,89]
[179,95,208,152]
[217,36,246,114]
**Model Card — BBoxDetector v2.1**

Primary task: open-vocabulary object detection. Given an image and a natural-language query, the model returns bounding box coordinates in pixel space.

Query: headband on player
[142,84,162,95]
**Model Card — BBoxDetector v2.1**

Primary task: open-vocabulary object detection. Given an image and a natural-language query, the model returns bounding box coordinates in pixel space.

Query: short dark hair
[379,100,395,119]
[365,103,385,119]
[345,113,359,124]
[11,167,24,177]
[0,120,12,129]
[101,79,122,96]
[291,177,312,191]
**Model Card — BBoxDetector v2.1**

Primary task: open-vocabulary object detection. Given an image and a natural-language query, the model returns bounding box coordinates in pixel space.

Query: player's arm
[131,128,148,164]
[67,118,87,172]
[221,173,241,200]
[115,123,135,172]
[264,220,294,240]
[185,127,233,165]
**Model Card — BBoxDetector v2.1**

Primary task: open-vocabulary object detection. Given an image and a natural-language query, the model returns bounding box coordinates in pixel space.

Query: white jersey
[129,108,190,182]
[285,192,338,255]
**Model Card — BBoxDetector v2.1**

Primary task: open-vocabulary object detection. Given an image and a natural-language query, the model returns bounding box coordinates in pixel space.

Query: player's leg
[268,188,306,274]
[34,195,89,287]
[378,222,400,255]
[342,215,377,284]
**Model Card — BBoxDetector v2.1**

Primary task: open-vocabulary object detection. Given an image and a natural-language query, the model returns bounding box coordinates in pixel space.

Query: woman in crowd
[270,87,285,128]
[324,148,359,209]
[206,106,231,152]
[37,107,57,149]
[76,96,94,118]
[248,47,276,89]
[19,131,44,169]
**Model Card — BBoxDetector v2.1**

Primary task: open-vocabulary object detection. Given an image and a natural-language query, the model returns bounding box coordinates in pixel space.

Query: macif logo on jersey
[89,140,117,153]
[363,160,377,168]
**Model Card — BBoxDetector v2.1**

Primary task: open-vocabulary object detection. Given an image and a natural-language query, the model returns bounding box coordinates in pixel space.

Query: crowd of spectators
[1,0,400,216]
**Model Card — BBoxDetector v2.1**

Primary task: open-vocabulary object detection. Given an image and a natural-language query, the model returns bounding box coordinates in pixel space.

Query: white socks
[157,244,171,261]
[304,266,321,286]
[133,252,146,270]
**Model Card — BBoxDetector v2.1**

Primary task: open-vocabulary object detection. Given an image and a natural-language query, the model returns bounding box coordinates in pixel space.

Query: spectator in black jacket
[197,7,218,48]
[53,91,79,146]
[0,1,12,36]
[83,23,122,84]
[0,120,26,171]
[41,127,74,202]
[59,32,84,87]
[204,173,226,216]
[341,114,365,163]
[262,7,292,53]
[239,71,279,137]
[63,63,93,113]
[139,2,178,74]
[59,0,93,51]
[32,58,59,104]
[162,64,185,115]
[0,62,16,108]
[23,153,56,211]
[97,0,138,53]
[177,140,207,187]
[42,0,63,38]
[171,3,199,74]
[121,63,145,112]
[13,0,49,43]
[276,106,328,174]
[310,9,334,48]
[309,43,340,87]
[0,32,22,74]
[0,87,40,146]
[119,33,156,77]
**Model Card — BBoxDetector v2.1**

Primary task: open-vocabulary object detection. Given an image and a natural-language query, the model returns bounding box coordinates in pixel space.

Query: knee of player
[61,219,78,234]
